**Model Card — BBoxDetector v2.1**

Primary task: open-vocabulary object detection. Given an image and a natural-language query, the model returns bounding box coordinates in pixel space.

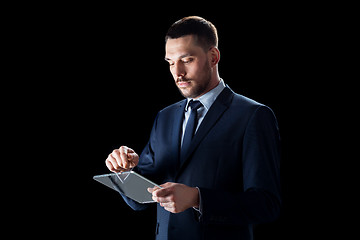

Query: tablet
[93,171,161,203]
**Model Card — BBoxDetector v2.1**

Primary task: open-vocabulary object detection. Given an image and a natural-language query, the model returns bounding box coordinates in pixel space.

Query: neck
[193,74,221,99]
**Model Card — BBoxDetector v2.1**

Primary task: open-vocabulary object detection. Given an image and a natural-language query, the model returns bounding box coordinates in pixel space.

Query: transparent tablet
[93,171,161,203]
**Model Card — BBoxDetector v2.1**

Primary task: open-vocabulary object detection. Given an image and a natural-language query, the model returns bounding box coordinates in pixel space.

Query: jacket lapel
[176,87,234,177]
[171,100,186,167]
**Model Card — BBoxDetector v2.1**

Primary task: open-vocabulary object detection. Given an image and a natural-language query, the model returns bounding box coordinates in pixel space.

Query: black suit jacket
[121,86,281,240]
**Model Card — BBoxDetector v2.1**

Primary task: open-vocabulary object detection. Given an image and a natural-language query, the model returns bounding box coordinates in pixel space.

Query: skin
[105,35,221,213]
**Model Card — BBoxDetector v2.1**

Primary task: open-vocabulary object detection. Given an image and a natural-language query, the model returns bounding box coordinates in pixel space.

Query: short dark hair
[165,16,218,51]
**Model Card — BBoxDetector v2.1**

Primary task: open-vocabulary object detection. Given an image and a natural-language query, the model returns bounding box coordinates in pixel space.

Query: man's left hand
[148,182,199,213]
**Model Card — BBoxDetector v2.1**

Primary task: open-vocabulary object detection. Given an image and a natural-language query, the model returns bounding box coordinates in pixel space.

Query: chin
[178,83,204,99]
[181,90,200,99]
[177,88,191,98]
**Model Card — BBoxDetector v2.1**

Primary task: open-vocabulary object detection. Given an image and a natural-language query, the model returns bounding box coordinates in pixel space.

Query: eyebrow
[164,53,191,62]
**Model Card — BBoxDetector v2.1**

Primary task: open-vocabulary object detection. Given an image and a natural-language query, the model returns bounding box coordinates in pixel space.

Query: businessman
[105,16,281,240]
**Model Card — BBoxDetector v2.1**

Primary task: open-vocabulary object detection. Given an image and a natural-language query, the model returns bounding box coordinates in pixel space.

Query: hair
[165,16,218,51]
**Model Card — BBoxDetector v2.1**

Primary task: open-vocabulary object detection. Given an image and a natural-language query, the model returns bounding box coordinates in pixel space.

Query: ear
[208,47,220,67]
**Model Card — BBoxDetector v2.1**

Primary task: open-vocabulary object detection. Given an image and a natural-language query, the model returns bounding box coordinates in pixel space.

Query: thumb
[147,185,161,194]
[127,152,136,160]
[124,147,137,160]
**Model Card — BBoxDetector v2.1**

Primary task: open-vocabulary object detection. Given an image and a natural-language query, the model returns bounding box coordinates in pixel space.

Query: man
[105,16,281,240]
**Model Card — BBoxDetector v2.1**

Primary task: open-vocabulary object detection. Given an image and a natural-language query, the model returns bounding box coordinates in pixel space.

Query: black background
[11,3,339,239]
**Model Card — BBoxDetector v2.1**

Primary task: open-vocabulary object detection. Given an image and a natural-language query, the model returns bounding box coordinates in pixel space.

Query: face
[165,35,216,99]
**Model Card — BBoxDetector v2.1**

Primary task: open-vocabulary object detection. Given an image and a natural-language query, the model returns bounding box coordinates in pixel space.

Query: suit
[121,86,281,240]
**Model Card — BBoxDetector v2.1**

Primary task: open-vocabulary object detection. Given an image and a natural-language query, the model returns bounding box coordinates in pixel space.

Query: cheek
[185,64,199,77]
[194,58,209,73]
[169,67,176,78]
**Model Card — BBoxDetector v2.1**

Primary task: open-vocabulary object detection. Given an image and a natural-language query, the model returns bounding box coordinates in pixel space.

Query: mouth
[176,79,191,88]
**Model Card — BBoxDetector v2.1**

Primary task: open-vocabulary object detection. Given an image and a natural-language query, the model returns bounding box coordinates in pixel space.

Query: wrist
[191,187,200,208]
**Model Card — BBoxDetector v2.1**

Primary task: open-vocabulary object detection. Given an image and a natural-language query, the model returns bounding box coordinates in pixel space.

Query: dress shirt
[181,79,226,146]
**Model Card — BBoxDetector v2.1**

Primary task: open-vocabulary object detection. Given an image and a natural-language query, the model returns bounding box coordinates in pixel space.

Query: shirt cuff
[192,187,203,215]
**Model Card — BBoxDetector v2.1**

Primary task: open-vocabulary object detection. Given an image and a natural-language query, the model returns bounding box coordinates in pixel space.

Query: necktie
[181,100,203,162]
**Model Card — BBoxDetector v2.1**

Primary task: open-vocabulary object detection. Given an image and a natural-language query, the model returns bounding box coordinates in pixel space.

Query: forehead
[165,35,204,60]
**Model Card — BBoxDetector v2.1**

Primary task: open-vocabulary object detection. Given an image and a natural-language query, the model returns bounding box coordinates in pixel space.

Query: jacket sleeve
[198,106,281,225]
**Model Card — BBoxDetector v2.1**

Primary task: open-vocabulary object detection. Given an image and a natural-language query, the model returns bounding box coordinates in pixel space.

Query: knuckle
[154,191,161,198]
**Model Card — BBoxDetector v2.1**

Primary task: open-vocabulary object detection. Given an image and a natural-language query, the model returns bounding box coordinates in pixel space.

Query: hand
[148,182,199,214]
[105,146,139,172]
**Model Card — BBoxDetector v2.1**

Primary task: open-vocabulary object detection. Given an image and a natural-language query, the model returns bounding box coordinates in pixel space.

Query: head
[165,16,220,99]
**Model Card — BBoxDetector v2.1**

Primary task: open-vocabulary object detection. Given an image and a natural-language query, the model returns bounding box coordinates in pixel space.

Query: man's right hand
[105,146,139,172]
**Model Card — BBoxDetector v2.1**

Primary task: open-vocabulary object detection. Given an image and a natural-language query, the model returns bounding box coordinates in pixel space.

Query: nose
[172,62,186,79]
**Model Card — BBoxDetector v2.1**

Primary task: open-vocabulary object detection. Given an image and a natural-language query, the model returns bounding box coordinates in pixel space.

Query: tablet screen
[93,171,161,203]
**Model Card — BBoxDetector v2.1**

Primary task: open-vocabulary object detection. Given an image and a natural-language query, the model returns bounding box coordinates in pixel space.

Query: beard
[176,60,212,99]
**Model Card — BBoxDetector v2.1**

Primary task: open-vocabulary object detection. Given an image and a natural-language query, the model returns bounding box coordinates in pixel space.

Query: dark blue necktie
[181,100,203,162]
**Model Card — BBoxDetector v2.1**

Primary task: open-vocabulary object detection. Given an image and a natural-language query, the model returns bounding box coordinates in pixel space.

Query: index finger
[120,146,128,156]
[119,146,130,168]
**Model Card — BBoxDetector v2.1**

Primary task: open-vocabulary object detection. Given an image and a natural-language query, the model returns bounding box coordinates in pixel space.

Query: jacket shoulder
[159,99,186,114]
[229,91,277,120]
[230,92,278,125]
[231,92,265,109]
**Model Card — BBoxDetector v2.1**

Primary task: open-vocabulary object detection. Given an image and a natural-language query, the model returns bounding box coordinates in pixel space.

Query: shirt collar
[185,79,226,112]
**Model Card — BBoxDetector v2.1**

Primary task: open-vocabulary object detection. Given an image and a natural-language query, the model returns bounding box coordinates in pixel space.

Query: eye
[182,58,194,64]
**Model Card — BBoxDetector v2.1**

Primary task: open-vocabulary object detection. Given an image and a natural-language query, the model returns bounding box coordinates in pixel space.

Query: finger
[160,201,175,208]
[147,186,160,193]
[159,194,175,204]
[126,147,135,154]
[153,191,174,204]
[111,149,122,168]
[119,146,130,168]
[153,187,167,197]
[164,207,176,214]
[126,148,137,164]
[154,183,174,197]
[106,157,125,172]
[122,146,139,168]
[153,195,172,204]
[105,158,116,172]
[159,182,174,188]
[151,187,169,203]
[127,153,134,161]
[107,154,121,171]
[126,147,136,159]
[158,195,175,204]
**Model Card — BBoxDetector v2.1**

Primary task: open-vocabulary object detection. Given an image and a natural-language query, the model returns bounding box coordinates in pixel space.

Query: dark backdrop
[21,4,330,239]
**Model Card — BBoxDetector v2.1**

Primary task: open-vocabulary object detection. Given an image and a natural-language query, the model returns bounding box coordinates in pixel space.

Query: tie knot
[189,100,202,111]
